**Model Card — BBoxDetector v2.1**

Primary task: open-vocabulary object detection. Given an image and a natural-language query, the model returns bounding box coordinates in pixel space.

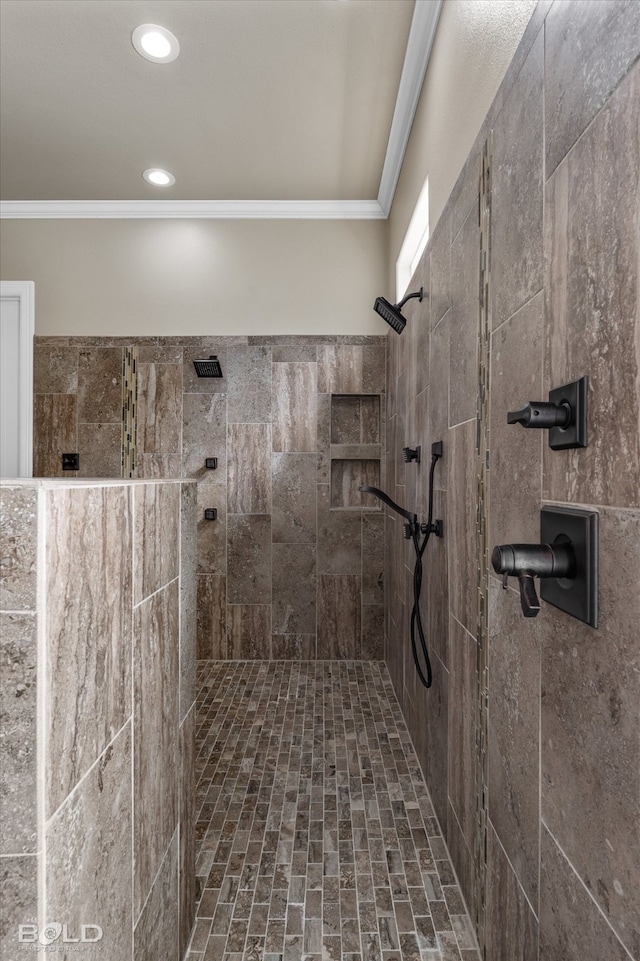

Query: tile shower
[2,2,637,960]
[32,337,387,663]
[385,2,639,959]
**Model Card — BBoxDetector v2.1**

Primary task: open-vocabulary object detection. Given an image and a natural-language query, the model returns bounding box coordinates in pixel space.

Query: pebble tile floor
[187,661,480,961]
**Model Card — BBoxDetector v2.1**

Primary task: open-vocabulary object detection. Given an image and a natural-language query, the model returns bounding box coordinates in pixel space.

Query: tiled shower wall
[33,337,386,662]
[386,2,639,960]
[0,478,196,961]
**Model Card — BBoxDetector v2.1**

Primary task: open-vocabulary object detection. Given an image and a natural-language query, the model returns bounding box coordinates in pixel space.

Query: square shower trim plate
[540,505,598,628]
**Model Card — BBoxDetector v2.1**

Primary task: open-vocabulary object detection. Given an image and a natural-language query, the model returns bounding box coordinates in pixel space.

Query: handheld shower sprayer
[359,440,443,689]
[373,287,424,334]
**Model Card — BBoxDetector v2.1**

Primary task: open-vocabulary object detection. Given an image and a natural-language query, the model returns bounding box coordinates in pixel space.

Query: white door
[0,281,34,477]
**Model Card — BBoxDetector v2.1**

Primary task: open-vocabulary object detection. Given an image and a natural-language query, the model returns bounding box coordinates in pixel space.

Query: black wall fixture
[402,446,420,463]
[62,452,79,471]
[507,375,588,449]
[492,505,598,627]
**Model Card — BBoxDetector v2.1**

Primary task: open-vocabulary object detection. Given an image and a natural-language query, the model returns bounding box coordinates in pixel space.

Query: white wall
[0,0,536,336]
[0,217,388,336]
[388,0,537,287]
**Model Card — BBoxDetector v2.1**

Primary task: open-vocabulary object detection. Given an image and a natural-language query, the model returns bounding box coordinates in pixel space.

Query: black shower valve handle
[509,401,571,428]
[491,542,575,618]
[507,401,571,429]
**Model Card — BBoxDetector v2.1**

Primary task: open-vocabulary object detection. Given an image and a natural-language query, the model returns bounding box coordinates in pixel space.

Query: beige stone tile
[539,826,632,961]
[137,362,182,454]
[316,575,361,658]
[544,63,640,509]
[226,605,271,658]
[196,481,227,575]
[0,855,37,958]
[196,574,226,659]
[226,346,272,424]
[429,210,451,331]
[272,453,316,545]
[133,481,180,604]
[486,821,538,961]
[137,453,182,478]
[540,508,640,952]
[316,485,361,574]
[45,485,132,817]
[134,830,180,960]
[0,613,37,855]
[544,0,640,177]
[426,316,449,492]
[134,581,179,919]
[77,347,122,424]
[449,206,479,428]
[272,543,315,635]
[448,617,477,856]
[45,723,132,960]
[33,394,77,477]
[228,423,271,514]
[488,579,540,907]
[272,363,317,452]
[180,706,196,958]
[491,30,543,330]
[317,346,363,394]
[227,515,271,605]
[447,421,477,635]
[34,340,78,393]
[180,481,198,720]
[489,292,544,550]
[182,393,227,482]
[77,422,122,477]
[0,486,37,611]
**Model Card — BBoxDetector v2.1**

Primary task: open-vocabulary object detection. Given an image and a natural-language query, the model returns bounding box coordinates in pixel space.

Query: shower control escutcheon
[492,542,575,617]
[492,507,598,626]
[506,375,588,450]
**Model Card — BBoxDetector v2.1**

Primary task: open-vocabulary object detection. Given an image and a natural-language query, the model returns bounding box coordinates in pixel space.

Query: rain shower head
[193,356,223,378]
[373,287,424,334]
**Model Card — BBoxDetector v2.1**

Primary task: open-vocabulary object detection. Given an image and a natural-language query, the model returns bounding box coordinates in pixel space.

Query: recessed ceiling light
[143,168,176,187]
[132,24,180,63]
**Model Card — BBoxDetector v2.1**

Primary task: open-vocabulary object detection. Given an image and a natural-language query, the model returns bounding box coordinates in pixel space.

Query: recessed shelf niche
[329,394,382,509]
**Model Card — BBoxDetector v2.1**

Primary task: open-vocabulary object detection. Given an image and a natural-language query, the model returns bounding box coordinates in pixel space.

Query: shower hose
[408,448,441,689]
[359,442,442,690]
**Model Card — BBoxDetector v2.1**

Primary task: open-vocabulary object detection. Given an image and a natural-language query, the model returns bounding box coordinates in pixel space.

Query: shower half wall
[0,477,197,961]
[32,336,386,662]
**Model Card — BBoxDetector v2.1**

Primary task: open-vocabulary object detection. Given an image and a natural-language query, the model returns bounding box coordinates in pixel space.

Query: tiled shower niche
[329,393,381,509]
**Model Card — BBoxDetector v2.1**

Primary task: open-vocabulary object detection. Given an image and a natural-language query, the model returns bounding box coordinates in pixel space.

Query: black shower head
[373,296,406,333]
[193,356,223,378]
[373,287,423,334]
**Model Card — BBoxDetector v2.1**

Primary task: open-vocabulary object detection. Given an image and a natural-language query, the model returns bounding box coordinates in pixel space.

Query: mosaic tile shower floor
[187,661,480,961]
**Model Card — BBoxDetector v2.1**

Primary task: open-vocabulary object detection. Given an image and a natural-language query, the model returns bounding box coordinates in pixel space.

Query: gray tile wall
[33,336,387,662]
[0,478,197,961]
[385,2,640,958]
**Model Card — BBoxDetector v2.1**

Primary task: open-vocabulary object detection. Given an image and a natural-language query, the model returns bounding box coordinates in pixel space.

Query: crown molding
[0,199,386,220]
[376,0,442,216]
[0,1,441,222]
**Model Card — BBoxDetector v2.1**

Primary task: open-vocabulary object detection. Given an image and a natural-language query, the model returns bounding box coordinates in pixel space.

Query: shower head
[358,485,417,524]
[373,287,424,334]
[193,356,223,378]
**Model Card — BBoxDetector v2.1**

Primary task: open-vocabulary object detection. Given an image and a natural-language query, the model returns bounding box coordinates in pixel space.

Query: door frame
[0,281,34,477]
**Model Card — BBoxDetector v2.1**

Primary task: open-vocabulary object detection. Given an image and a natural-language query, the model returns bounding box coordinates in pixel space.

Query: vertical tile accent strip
[122,345,138,478]
[475,135,492,957]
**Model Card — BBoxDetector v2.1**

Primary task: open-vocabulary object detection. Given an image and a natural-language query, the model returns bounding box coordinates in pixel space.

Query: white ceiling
[0,0,440,217]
